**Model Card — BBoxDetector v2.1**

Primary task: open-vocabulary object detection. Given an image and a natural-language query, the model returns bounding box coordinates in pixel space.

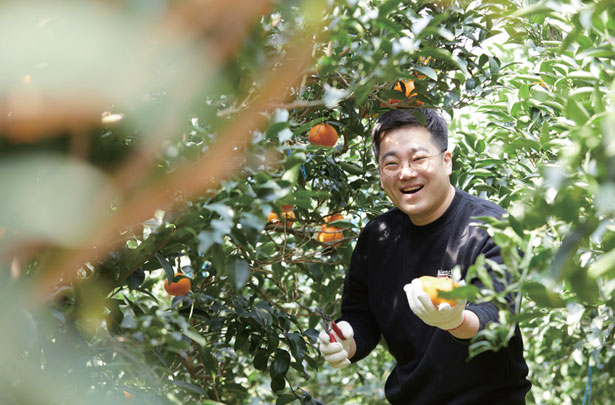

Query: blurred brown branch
[32,0,327,302]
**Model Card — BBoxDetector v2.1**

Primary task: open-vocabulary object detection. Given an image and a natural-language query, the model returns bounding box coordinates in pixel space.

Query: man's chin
[399,204,421,218]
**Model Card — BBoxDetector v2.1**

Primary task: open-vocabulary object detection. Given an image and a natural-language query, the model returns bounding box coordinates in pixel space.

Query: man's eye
[413,156,428,162]
[384,162,400,168]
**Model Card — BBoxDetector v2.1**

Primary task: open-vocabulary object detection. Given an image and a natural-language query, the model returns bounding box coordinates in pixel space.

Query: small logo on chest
[436,269,453,278]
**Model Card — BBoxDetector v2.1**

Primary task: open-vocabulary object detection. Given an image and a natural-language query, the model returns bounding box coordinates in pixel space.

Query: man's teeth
[402,186,423,194]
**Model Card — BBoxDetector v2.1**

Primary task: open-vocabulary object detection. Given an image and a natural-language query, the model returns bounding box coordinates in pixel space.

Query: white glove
[403,278,466,330]
[318,320,354,368]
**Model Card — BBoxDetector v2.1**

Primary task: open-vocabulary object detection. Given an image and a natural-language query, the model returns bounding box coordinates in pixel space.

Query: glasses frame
[378,148,447,178]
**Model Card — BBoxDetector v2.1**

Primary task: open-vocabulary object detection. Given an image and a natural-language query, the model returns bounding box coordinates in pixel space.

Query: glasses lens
[382,164,398,176]
[381,156,437,177]
[413,158,430,172]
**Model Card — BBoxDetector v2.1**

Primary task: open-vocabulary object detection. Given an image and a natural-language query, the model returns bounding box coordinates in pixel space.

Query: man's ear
[443,150,453,176]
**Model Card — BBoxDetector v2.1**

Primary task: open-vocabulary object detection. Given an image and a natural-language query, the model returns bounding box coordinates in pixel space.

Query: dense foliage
[1,0,614,404]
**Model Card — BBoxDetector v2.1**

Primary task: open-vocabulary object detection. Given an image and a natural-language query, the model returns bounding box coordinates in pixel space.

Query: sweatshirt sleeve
[339,228,381,362]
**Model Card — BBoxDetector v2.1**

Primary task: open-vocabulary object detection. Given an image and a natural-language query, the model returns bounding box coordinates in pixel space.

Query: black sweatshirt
[340,189,531,404]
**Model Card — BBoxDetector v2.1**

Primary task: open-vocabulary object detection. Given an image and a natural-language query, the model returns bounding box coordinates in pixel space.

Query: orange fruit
[267,211,279,223]
[324,213,344,223]
[267,208,296,226]
[164,273,191,296]
[280,204,294,212]
[385,79,423,106]
[308,123,338,147]
[317,224,343,247]
[393,79,415,99]
[419,276,459,306]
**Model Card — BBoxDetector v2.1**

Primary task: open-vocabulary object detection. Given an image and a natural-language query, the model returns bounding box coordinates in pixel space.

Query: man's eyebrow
[380,146,430,161]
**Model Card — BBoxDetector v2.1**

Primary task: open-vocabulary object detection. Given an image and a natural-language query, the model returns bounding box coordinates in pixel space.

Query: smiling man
[318,108,531,404]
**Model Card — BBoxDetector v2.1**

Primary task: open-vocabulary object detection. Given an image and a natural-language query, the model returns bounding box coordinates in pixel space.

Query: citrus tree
[1,0,614,404]
[450,2,615,402]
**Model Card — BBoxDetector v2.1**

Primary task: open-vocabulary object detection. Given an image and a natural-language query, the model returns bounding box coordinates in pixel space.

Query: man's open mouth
[401,185,423,194]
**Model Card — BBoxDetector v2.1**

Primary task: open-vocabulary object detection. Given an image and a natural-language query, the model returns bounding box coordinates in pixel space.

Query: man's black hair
[372,108,449,162]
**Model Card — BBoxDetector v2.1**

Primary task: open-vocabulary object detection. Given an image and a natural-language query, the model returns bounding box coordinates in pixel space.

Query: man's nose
[399,162,418,178]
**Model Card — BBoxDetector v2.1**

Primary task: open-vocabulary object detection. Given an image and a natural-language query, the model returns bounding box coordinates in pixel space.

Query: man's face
[378,126,454,225]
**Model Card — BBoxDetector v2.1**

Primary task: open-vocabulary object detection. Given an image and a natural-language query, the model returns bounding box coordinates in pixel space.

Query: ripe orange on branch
[308,123,338,147]
[267,205,296,226]
[324,213,344,223]
[280,204,294,212]
[419,276,459,306]
[385,79,423,106]
[317,224,343,247]
[164,273,191,296]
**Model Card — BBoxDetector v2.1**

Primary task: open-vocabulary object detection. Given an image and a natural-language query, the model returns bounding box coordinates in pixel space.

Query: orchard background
[1,0,614,404]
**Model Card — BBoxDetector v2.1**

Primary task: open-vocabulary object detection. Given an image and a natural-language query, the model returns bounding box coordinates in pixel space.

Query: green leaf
[234,330,250,352]
[155,252,175,283]
[513,310,546,324]
[568,270,599,305]
[492,231,510,248]
[588,248,615,278]
[414,65,437,80]
[132,287,160,303]
[576,46,615,59]
[518,83,529,100]
[287,332,307,362]
[476,263,494,291]
[438,284,480,302]
[522,281,565,308]
[510,4,556,18]
[488,56,500,76]
[551,224,593,281]
[141,260,162,271]
[567,71,597,82]
[251,302,274,327]
[339,161,364,175]
[541,100,564,112]
[593,83,605,113]
[282,164,302,184]
[470,168,495,178]
[270,349,291,378]
[183,329,206,347]
[172,380,207,395]
[270,376,286,392]
[253,348,269,371]
[229,258,251,290]
[171,380,208,392]
[126,267,145,289]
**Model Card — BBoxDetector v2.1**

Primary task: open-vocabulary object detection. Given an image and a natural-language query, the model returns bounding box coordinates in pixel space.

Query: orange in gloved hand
[419,276,459,306]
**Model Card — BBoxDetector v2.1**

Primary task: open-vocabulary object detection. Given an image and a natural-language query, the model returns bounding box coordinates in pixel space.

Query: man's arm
[347,337,357,359]
[320,226,381,369]
[337,228,381,362]
[409,230,514,338]
[447,309,479,339]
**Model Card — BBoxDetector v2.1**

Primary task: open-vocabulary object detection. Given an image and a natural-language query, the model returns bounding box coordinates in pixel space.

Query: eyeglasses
[379,149,446,177]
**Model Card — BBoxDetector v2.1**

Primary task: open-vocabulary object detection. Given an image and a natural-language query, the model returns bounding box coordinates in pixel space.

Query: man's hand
[404,278,466,330]
[318,321,354,368]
